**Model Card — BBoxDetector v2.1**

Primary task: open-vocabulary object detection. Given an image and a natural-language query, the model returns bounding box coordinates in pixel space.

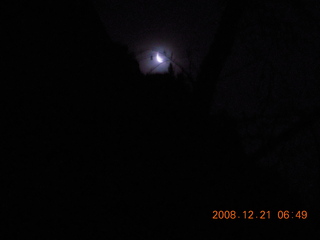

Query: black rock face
[196,0,320,225]
[3,1,144,237]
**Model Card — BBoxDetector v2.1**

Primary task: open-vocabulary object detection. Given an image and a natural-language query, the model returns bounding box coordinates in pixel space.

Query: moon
[156,53,163,63]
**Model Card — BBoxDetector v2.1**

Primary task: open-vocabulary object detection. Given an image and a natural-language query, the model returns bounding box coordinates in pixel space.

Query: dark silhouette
[3,0,146,238]
[196,0,248,114]
[3,0,319,239]
[168,62,175,76]
[194,1,320,237]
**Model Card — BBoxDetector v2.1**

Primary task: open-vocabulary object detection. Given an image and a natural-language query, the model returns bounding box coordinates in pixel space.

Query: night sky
[3,0,320,238]
[94,0,222,75]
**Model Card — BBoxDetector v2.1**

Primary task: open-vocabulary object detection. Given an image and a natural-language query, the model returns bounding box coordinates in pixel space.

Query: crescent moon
[156,53,163,63]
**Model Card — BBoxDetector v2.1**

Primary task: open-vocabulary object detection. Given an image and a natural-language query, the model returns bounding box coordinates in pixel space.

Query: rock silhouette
[196,1,320,237]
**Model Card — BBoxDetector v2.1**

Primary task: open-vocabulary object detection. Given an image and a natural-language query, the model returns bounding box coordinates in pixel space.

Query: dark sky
[94,0,222,75]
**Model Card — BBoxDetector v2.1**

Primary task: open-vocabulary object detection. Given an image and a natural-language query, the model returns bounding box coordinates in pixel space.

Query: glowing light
[156,53,163,63]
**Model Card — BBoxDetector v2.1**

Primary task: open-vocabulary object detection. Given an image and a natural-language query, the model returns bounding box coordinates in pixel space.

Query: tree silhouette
[168,62,175,76]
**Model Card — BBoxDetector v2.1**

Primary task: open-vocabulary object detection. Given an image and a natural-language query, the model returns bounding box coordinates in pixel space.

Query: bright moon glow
[156,53,163,63]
